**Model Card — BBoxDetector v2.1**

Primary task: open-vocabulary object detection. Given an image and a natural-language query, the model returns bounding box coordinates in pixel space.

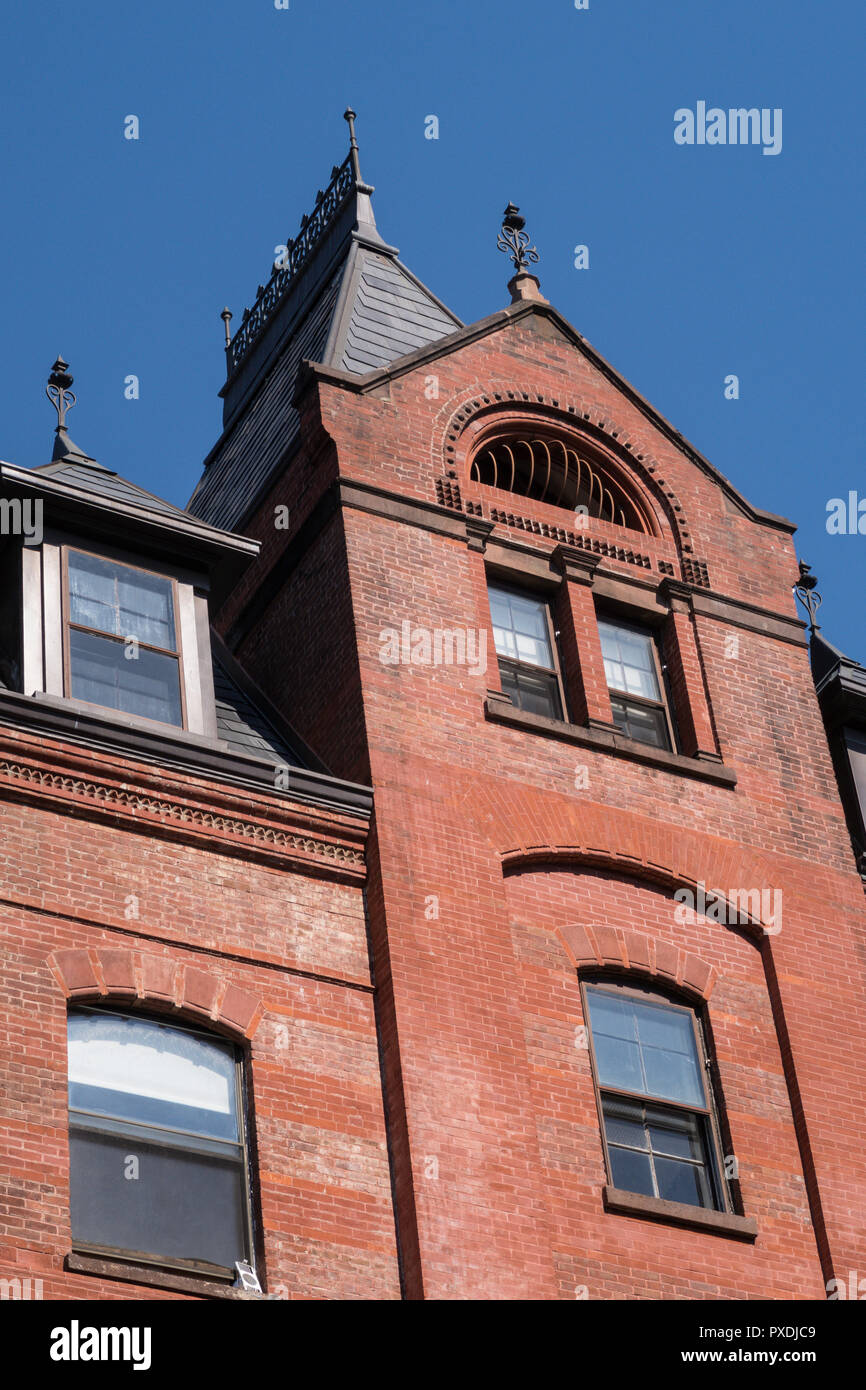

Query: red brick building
[1,114,864,1302]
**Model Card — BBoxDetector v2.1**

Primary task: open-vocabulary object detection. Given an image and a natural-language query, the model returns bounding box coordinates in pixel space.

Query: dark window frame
[61,545,188,731]
[487,579,568,721]
[596,612,678,752]
[67,1004,255,1282]
[581,976,731,1215]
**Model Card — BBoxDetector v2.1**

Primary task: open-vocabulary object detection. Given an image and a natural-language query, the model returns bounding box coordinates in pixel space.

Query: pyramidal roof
[188,111,462,532]
[34,441,197,523]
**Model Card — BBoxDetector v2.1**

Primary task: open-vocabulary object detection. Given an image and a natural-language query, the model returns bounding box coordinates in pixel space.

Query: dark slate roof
[187,137,461,533]
[34,454,192,521]
[212,658,307,769]
[187,267,343,533]
[328,244,461,375]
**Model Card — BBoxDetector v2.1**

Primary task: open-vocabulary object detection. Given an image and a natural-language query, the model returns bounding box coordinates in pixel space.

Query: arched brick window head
[469,430,653,534]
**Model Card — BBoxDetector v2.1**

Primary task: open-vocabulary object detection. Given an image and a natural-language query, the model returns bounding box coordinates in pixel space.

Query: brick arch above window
[556,924,716,1001]
[48,947,265,1039]
[501,843,777,942]
[435,386,696,559]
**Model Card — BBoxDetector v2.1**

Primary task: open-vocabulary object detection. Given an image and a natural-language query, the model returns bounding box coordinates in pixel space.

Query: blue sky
[1,0,863,654]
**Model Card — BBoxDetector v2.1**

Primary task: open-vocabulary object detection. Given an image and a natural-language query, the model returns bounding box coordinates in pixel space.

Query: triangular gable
[306,299,795,533]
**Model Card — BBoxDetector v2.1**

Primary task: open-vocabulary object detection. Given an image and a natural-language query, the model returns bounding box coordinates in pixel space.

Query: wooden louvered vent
[470,434,651,533]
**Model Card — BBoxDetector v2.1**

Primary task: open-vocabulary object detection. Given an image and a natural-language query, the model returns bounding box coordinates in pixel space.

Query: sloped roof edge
[0,460,260,563]
[300,299,796,535]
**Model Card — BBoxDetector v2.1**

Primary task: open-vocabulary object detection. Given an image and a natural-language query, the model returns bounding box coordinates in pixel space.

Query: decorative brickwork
[4,270,865,1304]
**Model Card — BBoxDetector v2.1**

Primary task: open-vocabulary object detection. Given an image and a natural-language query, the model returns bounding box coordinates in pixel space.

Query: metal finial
[46,355,76,431]
[344,107,362,183]
[497,202,540,273]
[221,307,233,349]
[794,561,822,633]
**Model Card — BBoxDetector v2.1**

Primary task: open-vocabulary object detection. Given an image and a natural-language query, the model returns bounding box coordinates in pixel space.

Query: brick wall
[220,306,866,1297]
[0,726,400,1301]
[6,301,865,1302]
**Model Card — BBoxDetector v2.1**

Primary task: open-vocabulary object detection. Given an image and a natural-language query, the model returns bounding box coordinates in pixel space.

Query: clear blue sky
[1,0,863,655]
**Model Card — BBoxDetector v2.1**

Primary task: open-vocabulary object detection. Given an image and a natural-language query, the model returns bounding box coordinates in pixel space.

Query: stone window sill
[66,1250,274,1299]
[485,693,737,788]
[602,1186,758,1240]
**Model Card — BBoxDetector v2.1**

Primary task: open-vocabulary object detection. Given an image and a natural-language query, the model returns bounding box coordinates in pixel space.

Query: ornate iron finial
[227,115,367,376]
[46,355,76,431]
[220,307,233,349]
[344,107,362,183]
[497,202,539,273]
[794,561,822,632]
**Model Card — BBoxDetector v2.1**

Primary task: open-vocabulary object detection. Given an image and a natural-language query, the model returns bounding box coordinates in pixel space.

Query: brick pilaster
[659,579,720,761]
[552,546,614,728]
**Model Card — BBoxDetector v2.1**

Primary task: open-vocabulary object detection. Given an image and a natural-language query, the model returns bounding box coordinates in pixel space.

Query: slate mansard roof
[187,120,462,533]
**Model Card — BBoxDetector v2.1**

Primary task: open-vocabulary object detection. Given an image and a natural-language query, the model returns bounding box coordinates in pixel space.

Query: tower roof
[189,111,461,532]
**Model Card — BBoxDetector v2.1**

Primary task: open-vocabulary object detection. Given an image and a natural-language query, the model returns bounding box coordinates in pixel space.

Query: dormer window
[0,356,262,745]
[65,550,184,727]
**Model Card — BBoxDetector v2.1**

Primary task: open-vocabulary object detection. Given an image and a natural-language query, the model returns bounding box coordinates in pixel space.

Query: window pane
[68,1013,238,1141]
[634,1000,704,1107]
[604,1095,718,1207]
[641,1045,705,1107]
[70,1129,247,1270]
[636,1003,695,1054]
[592,1032,644,1092]
[488,586,554,669]
[69,628,182,726]
[602,1095,648,1150]
[610,696,670,751]
[499,661,562,720]
[117,571,176,649]
[598,620,661,701]
[69,551,176,649]
[608,1145,654,1196]
[69,553,119,634]
[844,728,866,829]
[655,1154,711,1208]
[647,1107,704,1162]
[587,988,705,1106]
[585,989,638,1042]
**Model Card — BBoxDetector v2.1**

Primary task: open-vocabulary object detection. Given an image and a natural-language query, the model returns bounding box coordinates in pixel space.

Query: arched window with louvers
[468,428,656,535]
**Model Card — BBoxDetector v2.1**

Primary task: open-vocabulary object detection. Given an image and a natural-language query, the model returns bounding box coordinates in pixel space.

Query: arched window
[469,431,652,533]
[583,980,728,1211]
[67,1007,253,1279]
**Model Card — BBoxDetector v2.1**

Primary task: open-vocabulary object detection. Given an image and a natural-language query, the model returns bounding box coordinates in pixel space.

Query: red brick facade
[216,304,866,1298]
[0,723,400,1301]
[2,296,865,1302]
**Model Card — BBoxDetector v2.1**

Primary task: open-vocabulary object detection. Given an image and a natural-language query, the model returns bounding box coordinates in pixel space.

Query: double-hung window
[489,583,564,720]
[598,617,674,751]
[584,982,726,1211]
[68,1008,253,1278]
[64,549,184,727]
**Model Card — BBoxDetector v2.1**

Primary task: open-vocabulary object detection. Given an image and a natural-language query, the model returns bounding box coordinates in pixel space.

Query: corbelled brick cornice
[0,727,366,882]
